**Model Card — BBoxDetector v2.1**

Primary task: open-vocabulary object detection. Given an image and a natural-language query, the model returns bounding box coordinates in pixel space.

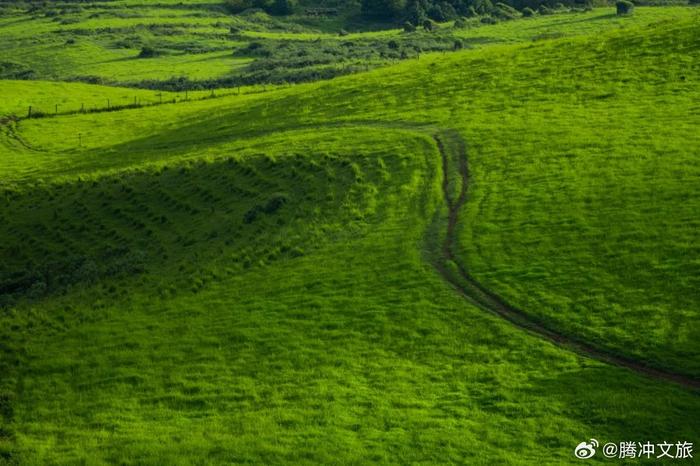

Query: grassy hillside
[1,5,699,465]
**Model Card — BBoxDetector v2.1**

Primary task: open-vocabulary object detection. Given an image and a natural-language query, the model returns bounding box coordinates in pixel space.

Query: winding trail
[430,129,700,391]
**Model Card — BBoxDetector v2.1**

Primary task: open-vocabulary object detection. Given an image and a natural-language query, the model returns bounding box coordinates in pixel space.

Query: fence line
[16,83,288,121]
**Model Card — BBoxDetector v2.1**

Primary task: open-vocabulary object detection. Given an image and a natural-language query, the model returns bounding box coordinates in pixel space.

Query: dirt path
[431,129,700,391]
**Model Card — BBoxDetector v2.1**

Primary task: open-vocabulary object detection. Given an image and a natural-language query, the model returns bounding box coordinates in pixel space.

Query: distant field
[2,4,696,87]
[1,4,699,465]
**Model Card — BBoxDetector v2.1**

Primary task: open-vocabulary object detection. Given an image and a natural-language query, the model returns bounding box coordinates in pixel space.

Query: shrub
[616,0,634,15]
[522,6,535,16]
[403,21,416,32]
[453,17,468,28]
[441,2,458,20]
[538,5,553,14]
[480,16,498,24]
[235,41,271,57]
[339,28,349,36]
[423,19,436,31]
[138,46,160,58]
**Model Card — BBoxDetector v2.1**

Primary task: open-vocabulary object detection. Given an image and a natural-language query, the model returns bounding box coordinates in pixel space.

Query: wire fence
[15,83,288,121]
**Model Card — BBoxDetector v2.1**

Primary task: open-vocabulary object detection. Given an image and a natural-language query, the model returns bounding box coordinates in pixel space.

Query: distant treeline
[361,0,597,22]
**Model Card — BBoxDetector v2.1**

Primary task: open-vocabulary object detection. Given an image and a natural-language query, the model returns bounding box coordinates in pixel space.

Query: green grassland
[1,4,700,465]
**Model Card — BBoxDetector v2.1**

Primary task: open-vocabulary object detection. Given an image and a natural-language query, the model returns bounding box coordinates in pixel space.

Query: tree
[404,0,427,25]
[271,0,295,15]
[224,0,253,13]
[361,0,406,19]
[427,3,446,20]
[472,0,494,15]
[441,2,458,20]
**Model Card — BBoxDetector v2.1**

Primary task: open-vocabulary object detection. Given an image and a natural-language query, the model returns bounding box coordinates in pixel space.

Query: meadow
[1,3,699,465]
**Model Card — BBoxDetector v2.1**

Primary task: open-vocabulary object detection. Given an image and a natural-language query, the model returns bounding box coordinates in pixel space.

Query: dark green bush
[453,17,468,28]
[522,6,535,16]
[493,3,520,20]
[616,0,634,14]
[235,41,272,57]
[138,46,160,58]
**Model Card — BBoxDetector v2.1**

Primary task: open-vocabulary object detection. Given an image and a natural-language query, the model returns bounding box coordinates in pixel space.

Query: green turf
[1,4,699,465]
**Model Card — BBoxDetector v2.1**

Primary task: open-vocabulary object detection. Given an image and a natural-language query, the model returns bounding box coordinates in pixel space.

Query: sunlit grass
[1,5,699,465]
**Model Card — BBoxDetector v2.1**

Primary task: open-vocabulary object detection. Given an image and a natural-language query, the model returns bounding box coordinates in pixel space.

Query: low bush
[616,0,634,14]
[138,46,160,58]
[423,19,436,31]
[493,3,520,20]
[453,17,468,28]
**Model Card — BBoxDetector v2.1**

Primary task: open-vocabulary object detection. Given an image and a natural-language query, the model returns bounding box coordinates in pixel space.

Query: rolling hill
[1,4,699,465]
